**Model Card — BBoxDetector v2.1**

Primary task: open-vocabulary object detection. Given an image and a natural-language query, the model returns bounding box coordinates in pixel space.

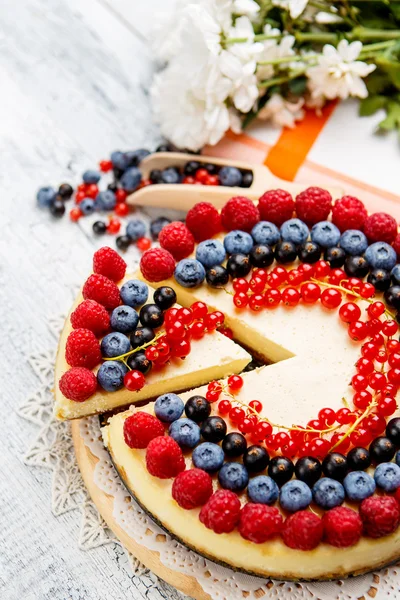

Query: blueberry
[120,167,142,192]
[312,477,345,509]
[219,166,242,187]
[110,305,139,333]
[196,239,226,268]
[268,456,294,486]
[174,259,206,288]
[80,198,96,215]
[37,186,56,208]
[365,242,397,270]
[339,229,368,256]
[150,169,163,184]
[153,286,176,310]
[82,169,101,184]
[192,442,224,472]
[311,221,341,248]
[97,360,127,392]
[116,235,131,251]
[95,190,116,211]
[101,332,131,358]
[111,150,129,171]
[343,471,376,501]
[184,395,211,423]
[206,265,229,288]
[279,480,312,512]
[126,350,152,374]
[294,457,322,487]
[139,304,164,328]
[218,462,249,491]
[243,445,269,473]
[274,241,297,264]
[150,217,170,240]
[226,253,252,278]
[224,230,253,255]
[161,167,181,184]
[347,447,371,471]
[391,264,400,285]
[126,219,146,241]
[248,475,278,504]
[58,183,74,199]
[130,327,155,349]
[241,170,253,188]
[222,432,247,457]
[322,452,348,481]
[250,244,274,268]
[324,246,346,268]
[154,393,184,423]
[370,436,396,463]
[125,149,150,167]
[169,418,201,448]
[93,221,107,235]
[120,279,149,308]
[374,462,400,492]
[367,268,391,291]
[386,418,400,447]
[201,416,227,443]
[49,199,65,218]
[344,255,370,278]
[251,221,280,246]
[297,241,321,263]
[384,286,400,310]
[280,219,309,245]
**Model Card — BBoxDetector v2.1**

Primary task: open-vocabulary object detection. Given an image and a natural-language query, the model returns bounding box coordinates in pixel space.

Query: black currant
[297,241,321,264]
[347,447,371,471]
[241,170,253,188]
[367,268,391,291]
[139,304,164,328]
[116,235,131,251]
[153,286,177,310]
[113,167,124,181]
[268,456,294,486]
[205,163,218,174]
[294,456,322,487]
[274,241,297,264]
[369,436,396,463]
[107,182,118,193]
[344,255,369,278]
[222,432,247,457]
[206,265,229,288]
[150,216,171,240]
[149,169,163,184]
[156,143,173,152]
[249,244,274,268]
[386,418,400,447]
[126,351,152,374]
[93,220,107,235]
[385,286,400,311]
[201,416,227,443]
[324,246,346,268]
[322,452,348,481]
[226,253,252,278]
[243,445,269,473]
[49,199,65,218]
[130,326,155,349]
[184,395,211,423]
[58,183,74,199]
[184,160,201,176]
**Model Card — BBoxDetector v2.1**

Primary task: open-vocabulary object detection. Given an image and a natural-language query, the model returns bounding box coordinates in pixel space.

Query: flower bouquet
[151,0,400,151]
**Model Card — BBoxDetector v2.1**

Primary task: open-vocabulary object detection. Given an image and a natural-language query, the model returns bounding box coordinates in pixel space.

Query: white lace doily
[19,315,400,600]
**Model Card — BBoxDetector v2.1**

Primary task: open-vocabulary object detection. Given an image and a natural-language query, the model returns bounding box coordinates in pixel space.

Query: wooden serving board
[71,420,211,600]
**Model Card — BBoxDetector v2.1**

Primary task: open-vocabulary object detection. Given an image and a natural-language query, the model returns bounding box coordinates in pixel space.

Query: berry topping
[97,361,127,392]
[123,412,165,449]
[258,189,294,226]
[175,259,206,287]
[281,218,309,245]
[247,475,278,505]
[374,462,400,492]
[364,212,398,244]
[239,503,283,543]
[82,274,121,310]
[172,469,213,510]
[153,286,177,310]
[295,456,322,487]
[65,328,101,369]
[184,395,211,422]
[343,471,376,501]
[224,230,254,255]
[192,442,225,472]
[70,299,110,336]
[59,367,97,402]
[146,436,186,479]
[159,221,195,260]
[185,202,222,242]
[323,506,362,547]
[199,490,241,534]
[243,446,270,474]
[282,511,323,550]
[218,462,249,491]
[169,418,201,448]
[124,370,145,391]
[279,480,312,512]
[221,197,260,232]
[222,432,247,457]
[332,196,368,232]
[295,187,332,225]
[140,248,176,282]
[268,456,294,486]
[312,477,345,509]
[201,416,227,443]
[360,496,400,538]
[93,246,127,281]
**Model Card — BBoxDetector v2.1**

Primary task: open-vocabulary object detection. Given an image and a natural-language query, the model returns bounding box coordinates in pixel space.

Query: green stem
[102,331,164,363]
[296,28,400,44]
[257,54,312,66]
[225,33,282,45]
[359,40,396,54]
[258,69,306,89]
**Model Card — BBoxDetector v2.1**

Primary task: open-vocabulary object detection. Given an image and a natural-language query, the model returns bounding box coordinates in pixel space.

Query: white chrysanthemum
[257,30,295,81]
[151,0,189,61]
[272,0,309,19]
[233,0,260,18]
[307,40,376,100]
[258,94,305,128]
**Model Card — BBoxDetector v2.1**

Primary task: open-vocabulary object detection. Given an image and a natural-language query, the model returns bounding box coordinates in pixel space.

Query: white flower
[258,94,305,128]
[272,0,309,19]
[233,0,260,18]
[151,0,189,61]
[307,40,376,100]
[315,11,344,24]
[257,30,295,81]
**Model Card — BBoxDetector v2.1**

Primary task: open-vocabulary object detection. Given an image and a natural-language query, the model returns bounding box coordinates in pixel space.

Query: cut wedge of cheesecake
[54,275,251,420]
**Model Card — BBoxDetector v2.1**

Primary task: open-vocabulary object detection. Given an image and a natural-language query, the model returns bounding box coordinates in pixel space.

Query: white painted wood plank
[100,0,178,40]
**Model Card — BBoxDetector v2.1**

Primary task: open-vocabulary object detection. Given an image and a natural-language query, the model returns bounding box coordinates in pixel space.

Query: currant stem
[102,330,165,362]
[330,400,378,452]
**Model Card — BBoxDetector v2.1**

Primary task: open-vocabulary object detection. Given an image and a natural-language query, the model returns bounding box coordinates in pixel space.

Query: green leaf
[366,71,391,95]
[359,95,387,116]
[390,4,400,21]
[288,77,307,97]
[378,101,400,130]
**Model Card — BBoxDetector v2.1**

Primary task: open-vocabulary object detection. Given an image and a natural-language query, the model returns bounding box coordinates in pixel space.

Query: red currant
[273,266,288,282]
[275,431,290,448]
[371,333,385,346]
[107,218,121,234]
[388,368,400,385]
[75,190,86,203]
[298,263,315,278]
[318,407,336,426]
[195,168,209,183]
[124,370,145,391]
[369,371,387,391]
[375,350,388,364]
[218,400,231,415]
[265,434,279,451]
[282,287,300,307]
[281,440,298,459]
[249,276,265,293]
[190,301,208,320]
[313,260,330,279]
[239,417,255,434]
[309,438,330,459]
[229,407,245,423]
[348,320,368,341]
[182,176,195,184]
[137,237,152,252]
[145,346,159,361]
[365,413,386,434]
[264,288,281,308]
[115,189,127,203]
[359,283,375,299]
[205,175,219,186]
[330,433,350,453]
[378,396,397,416]
[382,320,398,337]
[233,278,249,293]
[205,311,224,330]
[353,390,372,410]
[329,269,346,285]
[321,288,342,309]
[99,159,113,172]
[356,357,374,375]
[301,282,321,304]
[187,321,205,339]
[335,407,353,424]
[70,207,82,222]
[115,202,129,217]
[228,375,243,392]
[254,421,272,440]
[219,327,233,339]
[361,342,379,359]
[249,294,264,312]
[166,320,186,341]
[249,400,263,413]
[387,339,400,354]
[233,292,248,308]
[176,307,193,325]
[350,428,371,447]
[287,270,303,286]
[368,301,385,318]
[339,302,361,323]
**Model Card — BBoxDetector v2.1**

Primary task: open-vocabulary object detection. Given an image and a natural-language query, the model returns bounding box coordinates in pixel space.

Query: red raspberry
[186,202,222,242]
[239,503,283,543]
[332,196,368,232]
[295,187,332,225]
[146,436,186,479]
[93,246,127,281]
[323,506,362,547]
[392,233,400,259]
[364,212,398,244]
[82,274,120,309]
[172,468,213,509]
[221,196,260,232]
[65,328,102,369]
[258,189,294,226]
[140,247,176,282]
[123,412,165,449]
[199,490,241,534]
[59,367,97,402]
[360,496,400,538]
[282,511,323,550]
[70,299,110,336]
[159,221,195,260]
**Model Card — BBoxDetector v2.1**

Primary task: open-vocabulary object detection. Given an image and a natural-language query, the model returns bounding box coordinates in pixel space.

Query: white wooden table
[0,1,190,598]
